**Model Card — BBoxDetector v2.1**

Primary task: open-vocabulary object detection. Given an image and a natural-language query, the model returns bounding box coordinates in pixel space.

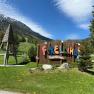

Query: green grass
[0,64,94,94]
[0,55,24,65]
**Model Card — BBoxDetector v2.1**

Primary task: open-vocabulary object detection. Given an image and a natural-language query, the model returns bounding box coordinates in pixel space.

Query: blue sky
[0,0,94,40]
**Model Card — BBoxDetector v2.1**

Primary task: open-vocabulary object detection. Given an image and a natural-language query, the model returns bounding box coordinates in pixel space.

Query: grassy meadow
[0,66,94,94]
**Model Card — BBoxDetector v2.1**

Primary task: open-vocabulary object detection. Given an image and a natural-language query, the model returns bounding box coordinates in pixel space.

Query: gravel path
[0,91,22,94]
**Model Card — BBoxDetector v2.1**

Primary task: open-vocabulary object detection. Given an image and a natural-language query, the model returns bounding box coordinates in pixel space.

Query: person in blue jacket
[48,43,54,56]
[73,47,78,62]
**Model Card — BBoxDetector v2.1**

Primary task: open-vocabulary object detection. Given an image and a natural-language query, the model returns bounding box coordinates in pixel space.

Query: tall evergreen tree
[78,41,92,71]
[90,6,94,51]
[78,6,94,71]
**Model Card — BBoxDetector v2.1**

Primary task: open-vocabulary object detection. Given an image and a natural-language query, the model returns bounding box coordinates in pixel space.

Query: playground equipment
[0,24,18,65]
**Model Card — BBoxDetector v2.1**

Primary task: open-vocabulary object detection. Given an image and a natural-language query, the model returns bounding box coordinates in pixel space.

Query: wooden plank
[48,56,64,60]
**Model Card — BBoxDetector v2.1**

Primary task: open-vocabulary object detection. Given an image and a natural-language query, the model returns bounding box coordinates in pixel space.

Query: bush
[28,45,37,62]
[78,55,92,71]
[78,41,93,71]
[21,53,30,64]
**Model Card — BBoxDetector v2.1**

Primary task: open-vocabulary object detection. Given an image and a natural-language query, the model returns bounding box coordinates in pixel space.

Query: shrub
[28,45,37,62]
[78,41,93,71]
[21,53,30,64]
[78,55,92,71]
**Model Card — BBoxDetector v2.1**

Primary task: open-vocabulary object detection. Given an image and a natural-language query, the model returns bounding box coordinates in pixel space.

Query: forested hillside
[0,14,52,44]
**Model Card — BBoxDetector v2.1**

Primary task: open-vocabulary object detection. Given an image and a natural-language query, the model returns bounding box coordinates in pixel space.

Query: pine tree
[78,41,92,71]
[90,6,94,51]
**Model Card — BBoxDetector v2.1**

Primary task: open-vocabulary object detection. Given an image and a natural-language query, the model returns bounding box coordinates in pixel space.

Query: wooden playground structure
[0,24,24,66]
[0,24,18,65]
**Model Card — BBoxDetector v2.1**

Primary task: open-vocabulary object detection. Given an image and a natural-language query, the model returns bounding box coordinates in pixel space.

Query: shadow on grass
[84,69,94,75]
[13,61,30,65]
[19,62,29,65]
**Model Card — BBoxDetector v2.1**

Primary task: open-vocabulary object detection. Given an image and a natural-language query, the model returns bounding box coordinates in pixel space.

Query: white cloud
[66,34,80,40]
[79,23,90,30]
[54,0,93,31]
[54,0,93,22]
[0,0,53,38]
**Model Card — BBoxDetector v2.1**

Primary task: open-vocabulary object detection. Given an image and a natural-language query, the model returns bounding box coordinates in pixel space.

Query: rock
[29,68,37,73]
[30,68,37,71]
[92,60,94,63]
[42,64,53,70]
[57,63,69,70]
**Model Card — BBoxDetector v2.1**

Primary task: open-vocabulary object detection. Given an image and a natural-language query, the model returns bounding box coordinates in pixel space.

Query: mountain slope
[0,15,52,43]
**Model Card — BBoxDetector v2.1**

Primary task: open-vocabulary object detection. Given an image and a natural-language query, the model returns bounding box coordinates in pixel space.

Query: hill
[0,14,52,43]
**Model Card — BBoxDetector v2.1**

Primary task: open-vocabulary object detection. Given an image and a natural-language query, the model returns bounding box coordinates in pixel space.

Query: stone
[30,68,37,71]
[42,64,53,70]
[92,60,94,63]
[29,68,37,73]
[57,63,69,70]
